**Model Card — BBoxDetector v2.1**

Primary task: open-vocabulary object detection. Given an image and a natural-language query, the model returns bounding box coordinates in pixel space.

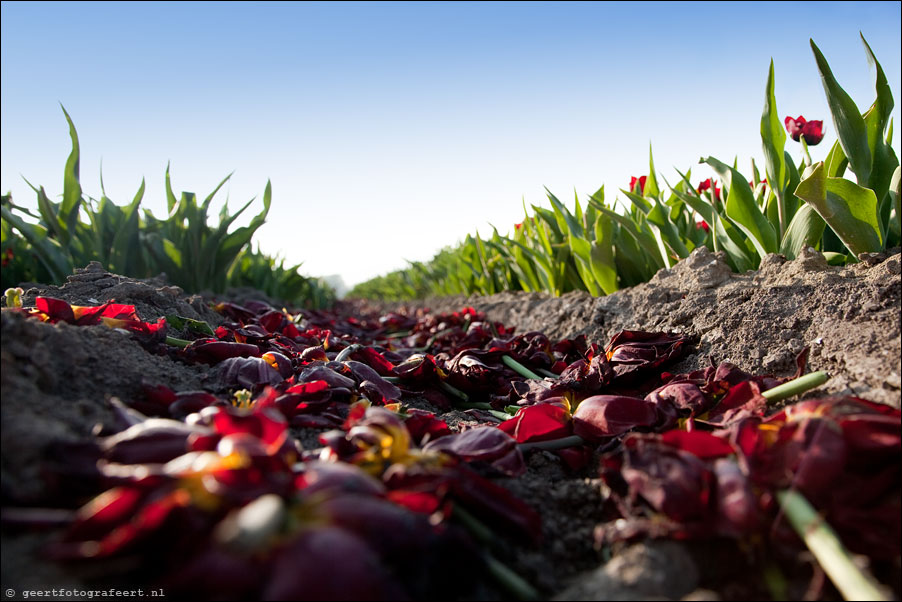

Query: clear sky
[2,1,900,289]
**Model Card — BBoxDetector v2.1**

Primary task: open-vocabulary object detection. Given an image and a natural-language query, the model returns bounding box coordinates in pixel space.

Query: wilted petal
[296,461,386,498]
[572,395,657,441]
[218,356,284,389]
[262,526,407,601]
[712,457,758,535]
[189,340,261,364]
[498,401,572,443]
[403,410,452,445]
[618,435,714,523]
[424,427,525,476]
[605,331,699,383]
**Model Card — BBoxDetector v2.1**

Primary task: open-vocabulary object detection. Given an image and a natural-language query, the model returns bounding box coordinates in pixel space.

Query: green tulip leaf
[795,162,883,256]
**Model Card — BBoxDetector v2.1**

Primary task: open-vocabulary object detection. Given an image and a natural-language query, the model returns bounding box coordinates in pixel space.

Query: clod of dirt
[551,540,699,601]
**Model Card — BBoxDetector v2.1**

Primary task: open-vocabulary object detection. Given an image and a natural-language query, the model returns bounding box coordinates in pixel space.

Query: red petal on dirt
[262,526,407,601]
[347,346,397,376]
[286,380,331,396]
[35,297,76,323]
[572,395,657,441]
[424,427,525,476]
[498,402,572,443]
[403,410,452,445]
[211,406,287,450]
[660,430,736,459]
[65,486,149,542]
[706,380,767,425]
[386,490,443,515]
[189,340,261,364]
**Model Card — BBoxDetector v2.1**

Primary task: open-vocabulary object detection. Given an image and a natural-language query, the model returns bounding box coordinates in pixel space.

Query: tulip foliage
[3,294,899,600]
[0,109,335,308]
[351,34,900,301]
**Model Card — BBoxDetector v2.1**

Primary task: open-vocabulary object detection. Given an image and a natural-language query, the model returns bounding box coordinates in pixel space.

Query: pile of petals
[596,392,900,593]
[3,296,899,599]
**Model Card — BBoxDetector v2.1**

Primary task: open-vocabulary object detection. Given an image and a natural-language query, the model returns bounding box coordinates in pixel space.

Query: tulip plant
[351,34,900,300]
[0,107,334,307]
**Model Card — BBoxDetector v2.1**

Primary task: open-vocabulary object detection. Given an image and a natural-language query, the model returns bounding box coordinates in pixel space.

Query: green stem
[439,380,469,402]
[334,343,364,363]
[761,560,789,602]
[165,335,191,348]
[384,330,412,339]
[502,355,543,380]
[453,400,494,411]
[451,505,540,601]
[800,136,813,168]
[518,435,586,453]
[761,371,830,403]
[777,489,888,601]
[484,553,541,601]
[487,409,515,421]
[452,504,495,546]
[536,368,560,379]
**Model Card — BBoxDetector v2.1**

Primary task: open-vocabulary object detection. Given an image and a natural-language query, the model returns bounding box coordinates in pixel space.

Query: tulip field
[349,38,900,301]
[1,35,900,602]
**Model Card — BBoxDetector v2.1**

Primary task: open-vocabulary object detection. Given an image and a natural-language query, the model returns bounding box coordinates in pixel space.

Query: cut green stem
[439,380,469,402]
[777,489,888,601]
[502,355,544,380]
[452,504,495,546]
[384,330,412,339]
[165,335,191,348]
[451,505,540,601]
[761,371,830,403]
[519,435,586,453]
[484,553,541,601]
[334,343,364,363]
[536,368,560,379]
[453,400,494,411]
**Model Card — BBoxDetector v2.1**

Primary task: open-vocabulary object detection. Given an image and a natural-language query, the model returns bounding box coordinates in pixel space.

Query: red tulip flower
[784,115,824,145]
[697,178,721,201]
[629,176,647,195]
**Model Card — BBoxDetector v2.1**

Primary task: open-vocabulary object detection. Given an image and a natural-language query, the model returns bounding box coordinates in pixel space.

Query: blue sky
[2,1,900,288]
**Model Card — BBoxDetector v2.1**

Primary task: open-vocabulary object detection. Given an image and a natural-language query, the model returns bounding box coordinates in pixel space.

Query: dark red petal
[498,402,572,443]
[801,119,824,145]
[262,526,407,601]
[572,395,657,441]
[424,427,525,476]
[660,430,736,459]
[35,297,76,323]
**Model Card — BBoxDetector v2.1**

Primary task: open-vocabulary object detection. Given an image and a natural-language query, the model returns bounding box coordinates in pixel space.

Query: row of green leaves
[349,35,900,301]
[1,108,334,308]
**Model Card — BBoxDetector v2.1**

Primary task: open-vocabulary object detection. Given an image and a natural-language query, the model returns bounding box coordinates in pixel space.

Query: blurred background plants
[350,34,900,301]
[1,108,334,308]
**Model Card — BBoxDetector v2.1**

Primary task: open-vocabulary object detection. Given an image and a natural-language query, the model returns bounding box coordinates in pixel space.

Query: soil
[1,247,900,601]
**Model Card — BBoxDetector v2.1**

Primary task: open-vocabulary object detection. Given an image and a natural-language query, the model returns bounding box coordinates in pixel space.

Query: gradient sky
[2,1,900,289]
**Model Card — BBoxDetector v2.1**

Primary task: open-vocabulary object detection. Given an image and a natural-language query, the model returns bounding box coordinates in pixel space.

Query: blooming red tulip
[697,178,721,201]
[784,115,824,145]
[629,175,647,195]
